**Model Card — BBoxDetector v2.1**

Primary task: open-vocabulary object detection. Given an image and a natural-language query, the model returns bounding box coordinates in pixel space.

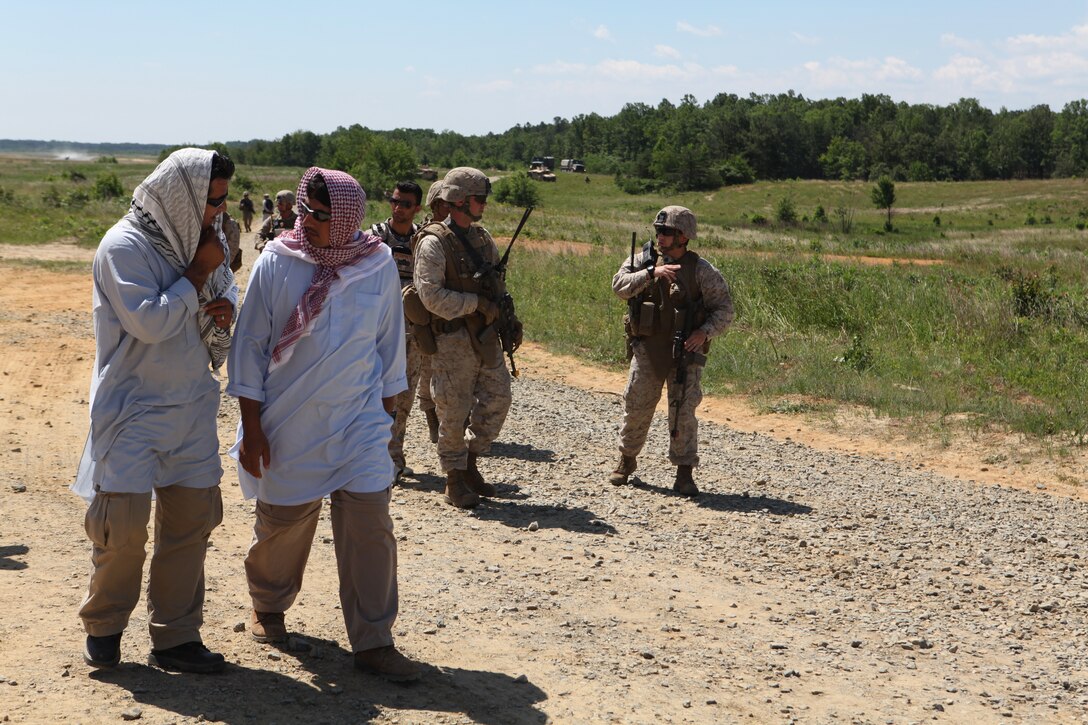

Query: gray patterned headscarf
[127,148,234,368]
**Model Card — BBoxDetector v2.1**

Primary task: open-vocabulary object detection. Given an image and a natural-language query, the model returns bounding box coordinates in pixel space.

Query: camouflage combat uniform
[612,246,734,468]
[413,220,511,474]
[370,218,428,472]
[255,211,297,252]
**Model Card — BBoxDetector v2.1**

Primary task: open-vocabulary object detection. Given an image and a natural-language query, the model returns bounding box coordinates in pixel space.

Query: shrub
[775,196,798,225]
[493,172,541,207]
[96,156,118,164]
[837,334,874,371]
[233,173,256,192]
[93,173,124,200]
[718,155,756,186]
[812,205,828,224]
[834,205,854,234]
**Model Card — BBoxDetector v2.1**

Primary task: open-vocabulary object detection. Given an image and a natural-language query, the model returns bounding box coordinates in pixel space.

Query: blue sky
[4,1,1088,144]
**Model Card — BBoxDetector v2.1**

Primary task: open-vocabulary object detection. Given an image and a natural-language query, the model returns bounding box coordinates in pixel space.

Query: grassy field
[4,154,1088,442]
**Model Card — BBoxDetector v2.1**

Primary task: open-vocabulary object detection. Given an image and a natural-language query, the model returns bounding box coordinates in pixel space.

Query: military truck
[528,161,556,182]
[560,158,586,173]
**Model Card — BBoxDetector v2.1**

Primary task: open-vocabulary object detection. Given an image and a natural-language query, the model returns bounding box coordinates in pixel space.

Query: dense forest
[18,91,1088,195]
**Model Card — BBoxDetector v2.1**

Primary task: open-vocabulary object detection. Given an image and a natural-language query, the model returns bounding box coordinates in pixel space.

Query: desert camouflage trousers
[388,333,436,467]
[429,327,511,472]
[617,344,704,467]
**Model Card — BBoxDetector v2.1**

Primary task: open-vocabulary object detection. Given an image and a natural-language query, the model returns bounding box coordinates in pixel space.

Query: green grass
[509,246,1088,442]
[6,154,1088,442]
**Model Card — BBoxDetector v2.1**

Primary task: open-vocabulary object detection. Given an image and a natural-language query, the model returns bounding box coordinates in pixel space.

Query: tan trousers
[78,485,223,650]
[430,329,511,472]
[245,488,397,653]
[618,343,704,467]
[389,333,430,467]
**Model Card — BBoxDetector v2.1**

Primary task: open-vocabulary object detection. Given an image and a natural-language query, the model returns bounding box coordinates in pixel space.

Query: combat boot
[673,465,699,497]
[608,455,637,486]
[465,452,497,497]
[444,469,479,509]
[425,409,440,444]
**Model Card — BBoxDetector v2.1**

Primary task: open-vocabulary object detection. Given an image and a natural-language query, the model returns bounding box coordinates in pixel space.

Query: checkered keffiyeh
[265,167,382,370]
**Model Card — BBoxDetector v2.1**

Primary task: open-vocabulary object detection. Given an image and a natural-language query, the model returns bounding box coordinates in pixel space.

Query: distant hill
[0,139,167,158]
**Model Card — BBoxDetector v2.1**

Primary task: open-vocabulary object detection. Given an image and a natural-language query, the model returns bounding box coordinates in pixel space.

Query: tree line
[165,92,1088,193]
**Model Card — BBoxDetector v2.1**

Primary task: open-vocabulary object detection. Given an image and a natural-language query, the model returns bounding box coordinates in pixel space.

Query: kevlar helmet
[426,180,444,208]
[439,167,491,203]
[653,205,697,240]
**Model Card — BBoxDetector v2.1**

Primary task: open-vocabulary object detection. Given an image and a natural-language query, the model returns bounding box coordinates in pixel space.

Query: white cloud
[654,44,681,59]
[594,24,611,41]
[404,65,415,73]
[531,61,587,75]
[470,79,514,93]
[791,31,821,46]
[940,33,982,52]
[676,21,721,38]
[1005,24,1088,51]
[802,56,923,88]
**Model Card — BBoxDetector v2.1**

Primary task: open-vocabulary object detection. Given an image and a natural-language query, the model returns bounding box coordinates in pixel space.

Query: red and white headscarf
[264,167,385,370]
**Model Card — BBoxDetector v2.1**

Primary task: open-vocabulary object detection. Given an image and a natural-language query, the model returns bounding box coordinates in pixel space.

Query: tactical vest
[373,221,418,286]
[628,250,710,374]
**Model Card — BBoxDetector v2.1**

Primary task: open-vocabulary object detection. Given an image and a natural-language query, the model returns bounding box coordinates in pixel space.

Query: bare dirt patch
[3,241,1087,723]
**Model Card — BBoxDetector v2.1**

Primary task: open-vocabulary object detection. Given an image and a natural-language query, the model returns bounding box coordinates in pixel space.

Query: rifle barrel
[499,206,534,267]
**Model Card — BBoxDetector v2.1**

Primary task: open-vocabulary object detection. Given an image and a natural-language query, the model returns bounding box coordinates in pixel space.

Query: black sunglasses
[389,197,416,209]
[206,192,228,208]
[299,199,332,222]
[655,225,678,237]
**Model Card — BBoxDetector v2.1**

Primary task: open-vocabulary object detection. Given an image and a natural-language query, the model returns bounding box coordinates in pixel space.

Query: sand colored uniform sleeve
[695,258,735,339]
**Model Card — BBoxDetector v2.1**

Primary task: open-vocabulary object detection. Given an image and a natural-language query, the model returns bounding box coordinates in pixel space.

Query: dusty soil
[2,238,1088,724]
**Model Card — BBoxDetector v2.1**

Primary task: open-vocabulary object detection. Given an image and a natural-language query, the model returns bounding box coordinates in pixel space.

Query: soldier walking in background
[609,206,734,496]
[238,191,255,232]
[413,168,519,508]
[370,181,423,479]
[256,190,298,252]
[261,193,274,221]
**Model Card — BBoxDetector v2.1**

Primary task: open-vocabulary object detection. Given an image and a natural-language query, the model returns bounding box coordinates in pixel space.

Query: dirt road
[2,242,1087,724]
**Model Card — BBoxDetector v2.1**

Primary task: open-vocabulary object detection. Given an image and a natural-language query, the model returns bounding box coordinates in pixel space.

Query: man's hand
[239,428,271,478]
[477,296,500,325]
[183,226,226,290]
[239,397,270,478]
[204,298,234,329]
[684,328,708,352]
[653,263,681,283]
[511,318,524,350]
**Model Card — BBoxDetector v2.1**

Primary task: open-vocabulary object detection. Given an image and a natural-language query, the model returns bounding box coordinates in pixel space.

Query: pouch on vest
[391,242,413,283]
[413,323,437,355]
[402,285,431,326]
[635,300,657,337]
[464,314,502,367]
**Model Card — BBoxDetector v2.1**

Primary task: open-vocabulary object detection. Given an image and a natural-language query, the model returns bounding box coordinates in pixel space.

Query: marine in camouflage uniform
[255,190,298,252]
[370,181,423,478]
[411,180,451,443]
[609,206,734,496]
[413,168,513,508]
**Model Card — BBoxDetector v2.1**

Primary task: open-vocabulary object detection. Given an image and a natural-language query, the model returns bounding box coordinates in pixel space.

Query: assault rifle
[473,206,533,377]
[669,282,706,438]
